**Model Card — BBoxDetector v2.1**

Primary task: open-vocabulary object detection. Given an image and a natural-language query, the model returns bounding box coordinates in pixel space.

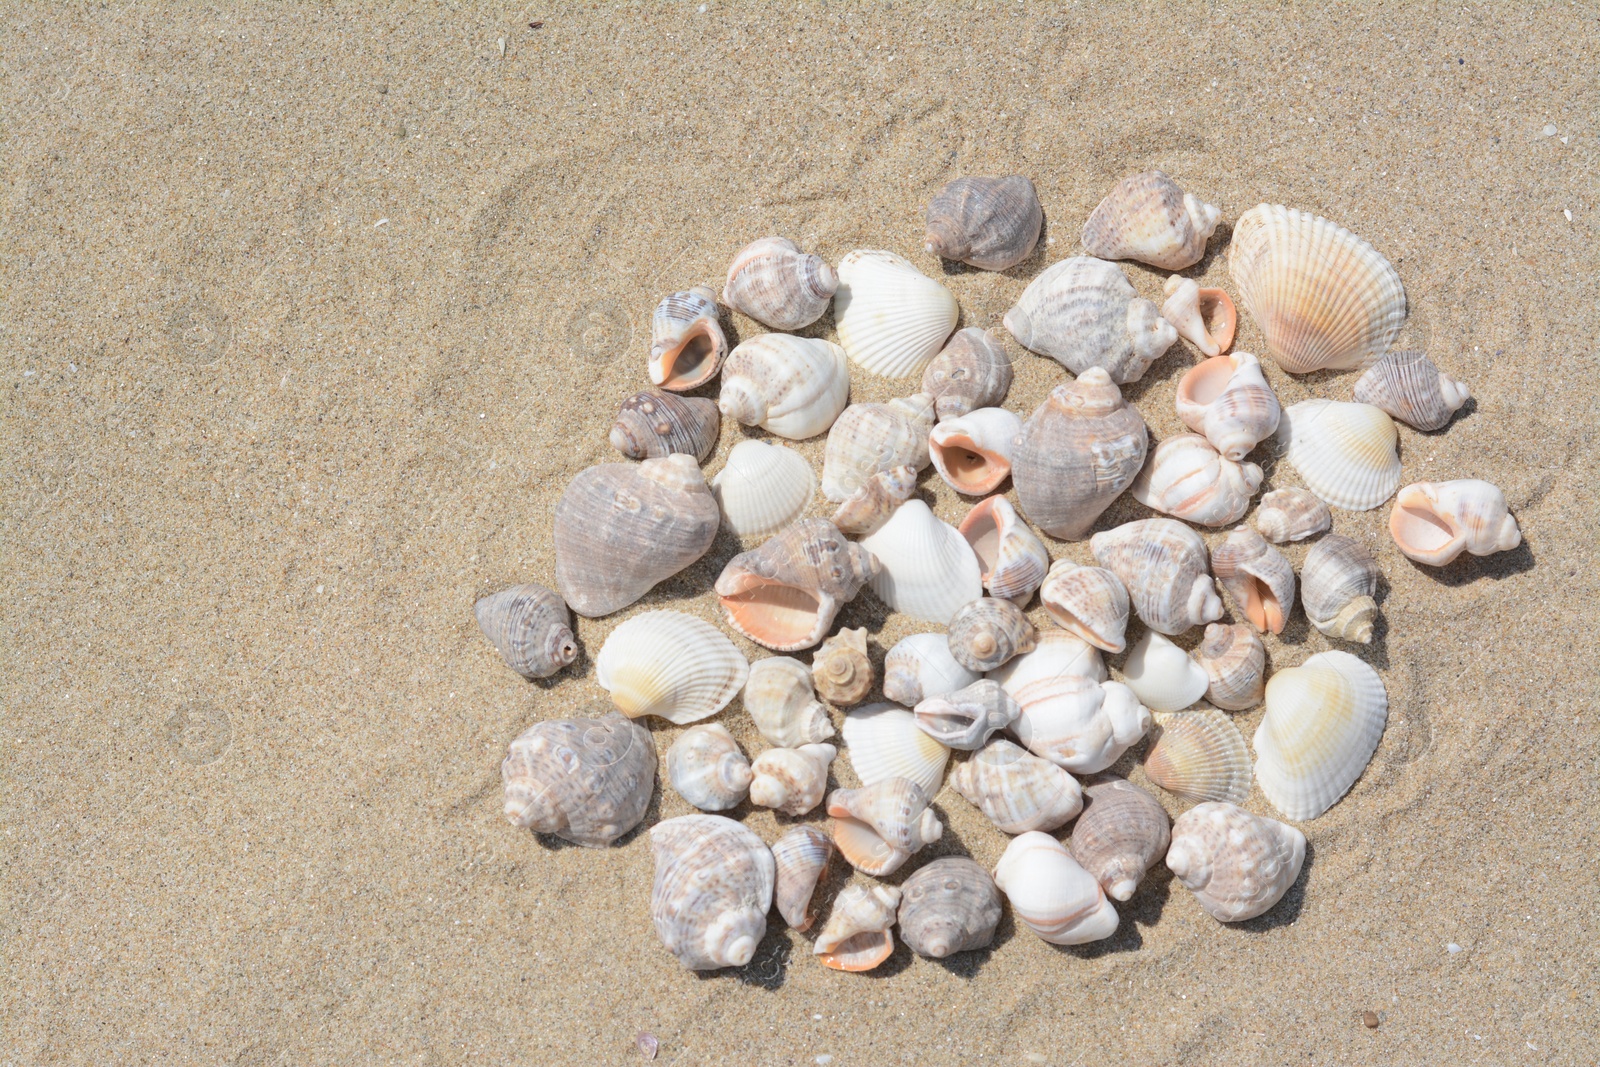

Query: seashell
[924,175,1043,270]
[1144,707,1252,804]
[827,777,943,856]
[989,628,1107,689]
[502,711,656,847]
[1389,479,1522,566]
[595,610,749,724]
[723,236,837,331]
[1069,778,1170,902]
[1210,526,1297,634]
[992,831,1120,945]
[1090,519,1224,636]
[1229,204,1406,373]
[821,395,936,502]
[718,333,850,441]
[474,583,577,680]
[649,814,774,969]
[913,679,1023,751]
[648,286,727,392]
[1166,802,1305,922]
[1195,622,1266,711]
[813,627,873,707]
[830,815,913,878]
[946,596,1037,673]
[1254,650,1388,820]
[1012,367,1149,540]
[881,634,981,707]
[992,638,1150,775]
[950,737,1082,834]
[554,455,720,617]
[921,327,1015,422]
[1130,433,1263,528]
[1353,349,1471,432]
[1276,400,1402,511]
[711,440,815,538]
[1004,257,1177,383]
[1300,534,1381,643]
[742,656,836,748]
[814,883,902,972]
[748,743,837,816]
[609,389,721,462]
[771,824,834,931]
[1254,486,1331,543]
[840,703,951,797]
[1038,560,1129,653]
[897,857,1003,959]
[1160,275,1238,357]
[1082,170,1222,271]
[1174,351,1280,461]
[957,496,1050,606]
[666,723,753,811]
[859,500,984,624]
[715,519,879,651]
[830,464,917,538]
[929,407,1023,496]
[833,249,960,379]
[1120,630,1208,713]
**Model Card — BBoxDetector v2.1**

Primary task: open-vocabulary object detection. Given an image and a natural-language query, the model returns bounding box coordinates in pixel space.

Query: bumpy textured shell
[957,496,1050,606]
[474,583,578,680]
[609,389,721,462]
[1196,622,1267,711]
[666,723,753,811]
[1174,352,1280,461]
[1166,802,1306,922]
[1121,630,1209,713]
[913,679,1022,751]
[650,815,775,969]
[554,455,720,617]
[1210,526,1297,634]
[813,627,873,707]
[502,711,656,847]
[1069,777,1171,902]
[711,439,815,538]
[749,743,837,816]
[898,857,1003,959]
[1145,708,1253,804]
[834,249,960,379]
[595,610,749,724]
[1130,433,1263,528]
[1082,170,1222,271]
[1254,487,1332,543]
[1353,350,1471,432]
[649,286,727,392]
[993,831,1120,945]
[841,703,951,797]
[814,883,902,971]
[771,824,835,931]
[723,236,837,331]
[921,327,1015,421]
[1389,480,1521,566]
[1003,257,1177,383]
[1300,533,1381,643]
[924,175,1043,271]
[946,597,1038,673]
[1091,519,1224,636]
[1276,400,1402,511]
[859,500,984,625]
[1013,368,1149,540]
[881,633,981,707]
[950,737,1082,834]
[1039,560,1130,653]
[1161,275,1238,357]
[715,519,879,651]
[718,334,850,441]
[821,395,936,502]
[929,407,1023,496]
[830,464,917,538]
[1254,651,1388,820]
[827,778,943,854]
[742,656,836,747]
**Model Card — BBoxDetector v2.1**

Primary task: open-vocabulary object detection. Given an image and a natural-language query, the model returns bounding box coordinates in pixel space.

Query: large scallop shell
[1130,433,1263,528]
[1353,349,1471,432]
[742,656,836,747]
[1160,275,1238,358]
[1254,486,1331,543]
[749,743,837,816]
[921,327,1014,422]
[827,777,943,854]
[859,499,983,624]
[950,737,1082,834]
[897,857,1003,959]
[649,286,727,392]
[715,519,879,651]
[718,333,850,441]
[609,389,721,462]
[1174,351,1280,461]
[840,703,951,797]
[666,723,753,811]
[1388,479,1521,566]
[957,495,1050,606]
[1210,526,1296,634]
[831,464,917,538]
[913,679,1022,751]
[929,407,1023,496]
[813,627,873,707]
[1038,560,1129,653]
[1195,622,1266,711]
[502,711,656,847]
[595,610,749,724]
[1090,518,1223,636]
[474,583,577,680]
[1120,630,1208,713]
[834,249,960,379]
[650,814,775,969]
[947,596,1037,673]
[881,633,981,707]
[1003,256,1178,383]
[1254,650,1388,820]
[1276,400,1401,511]
[771,824,834,931]
[924,175,1043,270]
[1069,778,1170,902]
[1144,707,1252,804]
[814,882,902,972]
[723,236,837,331]
[821,394,936,502]
[711,440,815,537]
[1166,802,1305,922]
[1082,170,1222,271]
[993,831,1120,945]
[1299,534,1381,644]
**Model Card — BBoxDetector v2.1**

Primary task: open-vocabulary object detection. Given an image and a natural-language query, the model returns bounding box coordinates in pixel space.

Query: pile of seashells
[480,170,1523,972]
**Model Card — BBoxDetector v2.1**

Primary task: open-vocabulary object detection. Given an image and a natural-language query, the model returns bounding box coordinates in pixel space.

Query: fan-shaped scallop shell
[834,249,960,379]
[913,679,1022,751]
[813,627,873,707]
[1166,802,1305,922]
[595,610,749,724]
[881,633,981,707]
[840,703,950,797]
[715,519,879,651]
[723,236,837,331]
[1353,349,1471,432]
[1121,630,1209,713]
[950,737,1082,834]
[1131,433,1263,528]
[1161,275,1238,357]
[742,656,836,747]
[1300,534,1381,643]
[859,500,984,624]
[1254,651,1388,820]
[609,389,721,462]
[502,711,656,847]
[748,743,837,816]
[1038,560,1129,653]
[718,333,850,441]
[821,395,936,502]
[1174,351,1280,461]
[1004,257,1178,383]
[1090,519,1223,636]
[667,723,753,811]
[474,583,578,680]
[1144,707,1252,804]
[924,175,1043,270]
[649,286,727,392]
[957,496,1050,606]
[929,407,1023,496]
[993,831,1120,945]
[1254,487,1331,543]
[1195,622,1266,711]
[711,440,815,538]
[650,814,775,969]
[1276,400,1401,511]
[1389,479,1521,566]
[814,882,902,972]
[921,327,1014,421]
[1069,777,1171,902]
[1082,170,1222,271]
[830,464,917,538]
[946,596,1037,673]
[1210,526,1296,634]
[771,824,835,931]
[898,857,1003,959]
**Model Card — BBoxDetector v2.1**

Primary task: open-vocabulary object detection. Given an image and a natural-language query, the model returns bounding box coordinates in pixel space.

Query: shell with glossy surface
[650,815,775,969]
[1121,630,1209,712]
[1145,708,1252,804]
[1166,802,1306,922]
[1354,349,1471,431]
[1038,560,1130,653]
[748,743,837,816]
[718,333,850,441]
[771,824,835,931]
[474,583,578,680]
[993,831,1120,945]
[840,703,951,797]
[929,407,1023,496]
[502,711,656,847]
[814,883,903,972]
[924,175,1043,270]
[957,496,1050,606]
[649,286,727,391]
[1389,480,1521,566]
[813,627,873,707]
[1300,534,1381,643]
[898,857,1003,959]
[1254,487,1332,543]
[947,596,1037,673]
[1091,519,1224,636]
[1161,275,1238,357]
[859,499,984,624]
[1195,622,1266,711]
[1254,651,1388,820]
[913,679,1023,751]
[742,656,836,747]
[609,389,721,462]
[715,519,879,651]
[1001,671,1151,775]
[1130,433,1263,528]
[1277,400,1402,511]
[950,737,1082,834]
[711,440,815,538]
[723,236,837,331]
[821,395,936,502]
[595,610,749,724]
[827,777,943,855]
[1082,170,1222,271]
[881,633,981,707]
[1004,257,1178,383]
[666,723,753,811]
[834,249,960,379]
[1174,351,1280,461]
[921,327,1015,422]
[830,464,917,538]
[1210,526,1296,634]
[1069,778,1171,902]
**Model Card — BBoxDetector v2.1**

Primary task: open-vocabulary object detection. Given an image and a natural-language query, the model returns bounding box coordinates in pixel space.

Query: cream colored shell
[958,495,1051,606]
[595,610,749,724]
[1276,400,1401,511]
[1389,480,1521,566]
[993,831,1120,945]
[859,499,984,625]
[1130,433,1263,528]
[771,824,835,932]
[718,333,850,441]
[1254,650,1388,820]
[1174,351,1281,461]
[840,703,951,797]
[650,814,774,969]
[1121,630,1209,713]
[1039,560,1130,653]
[834,249,960,379]
[950,738,1083,834]
[1144,707,1253,804]
[1196,622,1267,710]
[742,656,836,747]
[1004,256,1177,384]
[881,633,981,707]
[1082,170,1222,271]
[821,395,936,502]
[1254,486,1332,543]
[1210,526,1297,634]
[649,286,727,392]
[1166,802,1306,922]
[749,743,837,816]
[723,236,837,331]
[666,723,753,811]
[813,627,873,707]
[711,440,816,538]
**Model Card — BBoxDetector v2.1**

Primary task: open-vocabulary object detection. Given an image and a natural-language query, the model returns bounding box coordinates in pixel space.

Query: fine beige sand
[5,5,1598,1065]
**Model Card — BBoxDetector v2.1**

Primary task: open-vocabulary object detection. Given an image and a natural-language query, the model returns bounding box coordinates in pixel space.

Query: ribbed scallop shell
[1174,351,1280,461]
[947,596,1037,673]
[666,723,752,811]
[609,389,721,462]
[1144,707,1252,804]
[1300,534,1381,643]
[771,824,834,931]
[881,633,981,706]
[1389,479,1521,566]
[957,495,1050,606]
[830,464,917,538]
[993,831,1120,945]
[913,679,1022,750]
[1166,802,1305,922]
[859,500,984,624]
[650,815,774,969]
[1090,518,1224,636]
[1276,400,1401,511]
[1353,349,1471,432]
[1160,275,1238,358]
[649,286,727,391]
[502,711,656,847]
[897,857,1003,959]
[1038,560,1129,653]
[595,610,750,724]
[1013,367,1149,540]
[742,656,836,747]
[718,333,850,441]
[921,327,1014,421]
[834,249,960,379]
[1121,630,1208,713]
[1228,204,1407,374]
[723,236,837,331]
[813,627,873,707]
[1195,622,1266,711]
[1254,651,1388,820]
[749,743,837,816]
[474,582,577,680]
[814,883,902,971]
[1003,256,1177,383]
[925,175,1043,270]
[1069,778,1170,902]
[711,440,815,538]
[930,407,1023,496]
[1082,170,1222,271]
[1131,433,1263,528]
[715,519,878,651]
[821,394,936,502]
[827,777,943,853]
[840,703,951,797]
[1254,487,1331,543]
[1210,526,1296,634]
[950,737,1082,834]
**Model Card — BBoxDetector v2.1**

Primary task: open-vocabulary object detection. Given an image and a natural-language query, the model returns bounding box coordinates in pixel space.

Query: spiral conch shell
[1082,170,1222,271]
[1353,349,1471,432]
[1004,257,1178,384]
[502,711,656,847]
[1130,433,1263,528]
[1388,480,1521,566]
[749,743,837,816]
[1254,487,1331,544]
[993,831,1120,945]
[771,824,834,931]
[723,236,837,331]
[1144,707,1252,804]
[821,395,936,502]
[913,679,1022,751]
[715,519,878,651]
[924,175,1043,271]
[1012,368,1149,540]
[929,407,1023,496]
[946,596,1037,673]
[834,249,960,379]
[958,496,1050,606]
[1210,526,1296,634]
[814,883,902,972]
[859,500,984,625]
[554,454,720,617]
[718,333,850,441]
[992,635,1151,774]
[608,389,721,462]
[1121,630,1208,713]
[1276,400,1401,511]
[1069,778,1170,902]
[1195,622,1266,711]
[950,737,1082,834]
[881,634,980,707]
[595,610,749,724]
[1254,650,1387,820]
[711,440,815,538]
[742,656,836,748]
[813,627,873,707]
[830,464,917,538]
[474,583,578,680]
[649,286,727,392]
[1174,351,1280,461]
[1300,534,1381,644]
[1160,275,1238,357]
[650,815,774,969]
[921,327,1014,422]
[667,723,753,811]
[829,777,943,877]
[1039,560,1130,653]
[1166,802,1305,922]
[1091,519,1223,636]
[898,857,1003,959]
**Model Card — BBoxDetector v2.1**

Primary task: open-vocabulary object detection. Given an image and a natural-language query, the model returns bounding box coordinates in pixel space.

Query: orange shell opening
[817,931,894,972]
[718,580,823,651]
[1177,355,1237,408]
[934,437,1011,495]
[1390,502,1456,555]
[1241,576,1286,634]
[657,321,723,392]
[957,499,1003,582]
[1198,287,1237,353]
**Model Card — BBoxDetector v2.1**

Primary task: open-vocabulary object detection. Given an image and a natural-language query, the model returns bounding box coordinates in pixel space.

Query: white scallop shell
[711,440,816,537]
[595,611,750,725]
[1130,433,1263,527]
[718,333,850,441]
[833,249,960,379]
[881,633,981,707]
[929,407,1024,496]
[1253,650,1388,820]
[992,831,1120,945]
[859,499,984,624]
[1120,630,1209,713]
[1388,479,1521,566]
[840,703,951,797]
[1276,400,1401,511]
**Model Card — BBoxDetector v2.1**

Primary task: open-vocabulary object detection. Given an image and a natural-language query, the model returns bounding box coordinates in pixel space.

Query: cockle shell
[1276,400,1402,511]
[840,703,951,797]
[723,236,837,331]
[1389,480,1521,566]
[821,395,936,502]
[1195,622,1266,711]
[881,633,981,707]
[993,831,1120,945]
[813,627,873,707]
[1174,351,1280,461]
[1069,778,1171,902]
[749,743,837,816]
[474,583,578,680]
[649,286,727,392]
[1012,368,1150,540]
[1038,560,1130,653]
[595,610,749,724]
[649,815,774,969]
[771,824,835,931]
[554,455,720,617]
[898,857,1003,959]
[929,407,1023,496]
[1300,534,1381,643]
[997,665,1151,774]
[957,496,1050,606]
[1353,349,1471,432]
[950,738,1082,834]
[1082,170,1222,271]
[1210,526,1296,634]
[828,777,943,854]
[921,327,1015,422]
[1228,204,1407,374]
[1121,630,1208,713]
[913,679,1023,751]
[503,711,656,847]
[1254,650,1388,820]
[715,519,879,651]
[711,440,815,538]
[1166,802,1306,922]
[1131,433,1263,528]
[1144,707,1252,804]
[1004,257,1178,384]
[946,596,1037,673]
[666,723,753,811]
[718,333,850,441]
[1091,519,1224,636]
[1254,486,1332,543]
[609,389,721,462]
[834,249,960,379]
[1161,275,1238,357]
[830,464,917,538]
[742,656,836,748]
[924,175,1043,270]
[859,500,984,624]
[814,883,903,972]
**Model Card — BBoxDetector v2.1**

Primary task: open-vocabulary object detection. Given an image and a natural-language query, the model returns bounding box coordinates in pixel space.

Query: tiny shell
[650,814,774,969]
[881,634,981,707]
[649,286,727,392]
[749,743,838,816]
[742,656,836,748]
[595,610,749,724]
[957,496,1050,606]
[1004,257,1177,383]
[1091,519,1224,636]
[950,737,1082,834]
[913,679,1023,751]
[1276,400,1402,511]
[1195,622,1266,711]
[771,824,835,931]
[946,596,1037,673]
[715,519,879,651]
[1160,275,1238,357]
[1300,534,1381,644]
[1038,560,1130,653]
[897,857,1003,959]
[840,703,951,797]
[1166,802,1305,922]
[1130,433,1263,528]
[1174,351,1280,461]
[1254,487,1332,543]
[827,777,943,854]
[474,583,577,680]
[718,333,850,441]
[1069,778,1171,902]
[924,175,1043,270]
[1121,630,1208,713]
[503,711,656,847]
[609,389,721,462]
[813,627,873,707]
[1082,170,1222,271]
[1353,350,1471,432]
[929,407,1023,495]
[830,464,917,538]
[1254,651,1388,820]
[921,327,1015,421]
[993,831,1120,945]
[859,500,984,625]
[711,440,816,538]
[814,883,902,972]
[1210,526,1297,634]
[723,236,837,331]
[666,723,753,811]
[1388,479,1521,566]
[821,395,936,502]
[1144,707,1253,804]
[834,249,960,379]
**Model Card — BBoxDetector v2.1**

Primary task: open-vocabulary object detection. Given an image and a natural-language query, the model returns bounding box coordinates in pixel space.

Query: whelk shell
[1300,534,1381,644]
[1130,433,1263,528]
[666,723,753,811]
[1166,802,1305,922]
[650,814,774,969]
[474,582,577,680]
[714,519,878,651]
[950,737,1083,834]
[828,777,943,854]
[1174,351,1280,461]
[1210,526,1296,634]
[834,249,960,379]
[771,824,835,931]
[830,815,914,878]
[1254,486,1332,543]
[859,499,984,625]
[609,389,721,462]
[718,333,850,441]
[814,883,903,972]
[881,633,981,707]
[1195,622,1266,711]
[913,679,1023,751]
[830,464,918,538]
[813,627,873,707]
[840,703,951,797]
[749,743,837,816]
[1254,650,1388,820]
[998,664,1151,774]
[503,711,656,847]
[1276,399,1401,511]
[929,407,1023,496]
[595,610,749,724]
[821,395,936,502]
[1082,170,1222,271]
[649,286,727,392]
[1389,479,1521,566]
[1069,778,1171,902]
[1038,560,1130,653]
[946,596,1038,673]
[1160,275,1238,357]
[1091,518,1224,636]
[957,496,1050,606]
[1004,256,1177,383]
[924,175,1043,270]
[723,236,837,331]
[921,327,1014,422]
[993,831,1120,945]
[742,656,836,748]
[1353,349,1471,432]
[711,440,815,538]
[897,857,1003,959]
[1121,630,1208,713]
[1144,707,1253,804]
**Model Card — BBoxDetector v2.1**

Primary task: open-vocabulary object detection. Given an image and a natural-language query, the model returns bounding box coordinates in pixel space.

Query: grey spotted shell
[474,582,578,680]
[1068,778,1170,902]
[924,176,1043,271]
[1012,369,1149,541]
[897,857,1003,958]
[920,327,1015,422]
[501,711,656,847]
[608,389,721,462]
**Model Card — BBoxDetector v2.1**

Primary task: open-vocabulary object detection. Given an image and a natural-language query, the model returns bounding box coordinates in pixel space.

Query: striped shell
[723,237,837,331]
[924,175,1043,270]
[1144,707,1253,804]
[1276,400,1401,511]
[609,389,721,462]
[834,249,959,379]
[1082,170,1222,271]
[649,286,727,391]
[1353,349,1471,431]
